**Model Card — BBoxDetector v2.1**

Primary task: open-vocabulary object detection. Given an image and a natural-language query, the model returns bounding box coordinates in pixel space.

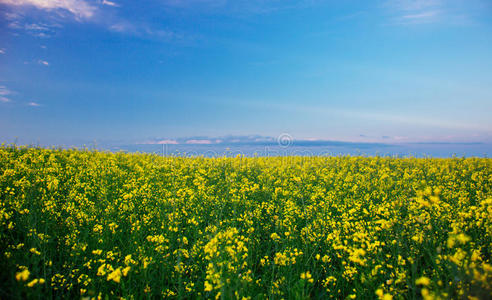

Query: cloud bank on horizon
[0,0,491,146]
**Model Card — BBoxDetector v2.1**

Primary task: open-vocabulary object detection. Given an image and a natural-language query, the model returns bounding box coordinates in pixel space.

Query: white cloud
[102,0,118,7]
[109,21,179,41]
[0,86,12,102]
[385,0,444,24]
[7,20,57,37]
[109,22,133,33]
[36,32,51,38]
[0,86,15,103]
[24,23,50,31]
[158,0,322,15]
[157,139,178,145]
[401,10,439,20]
[386,0,481,26]
[7,21,22,30]
[0,86,43,106]
[185,139,213,144]
[0,85,12,96]
[0,0,97,19]
[161,0,227,8]
[0,48,5,54]
[38,60,49,66]
[391,0,442,11]
[1,0,180,41]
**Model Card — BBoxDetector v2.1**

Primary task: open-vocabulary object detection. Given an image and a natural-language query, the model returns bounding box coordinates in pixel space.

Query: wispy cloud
[144,135,285,145]
[0,0,97,19]
[0,86,42,106]
[140,135,427,146]
[108,22,132,33]
[383,0,483,25]
[159,0,325,15]
[0,0,103,39]
[0,86,13,103]
[3,9,64,39]
[101,0,118,7]
[401,10,439,20]
[38,60,49,66]
[385,0,443,24]
[1,0,181,41]
[8,20,61,37]
[391,0,442,11]
[0,48,5,54]
[108,21,182,41]
[185,139,214,145]
[24,23,49,30]
[160,0,227,9]
[27,101,41,107]
[155,139,179,145]
[0,86,11,96]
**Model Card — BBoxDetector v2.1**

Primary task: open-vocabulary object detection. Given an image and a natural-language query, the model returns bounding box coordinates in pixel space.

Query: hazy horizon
[2,133,490,158]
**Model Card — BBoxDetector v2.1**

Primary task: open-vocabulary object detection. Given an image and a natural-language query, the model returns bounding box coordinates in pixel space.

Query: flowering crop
[0,146,491,299]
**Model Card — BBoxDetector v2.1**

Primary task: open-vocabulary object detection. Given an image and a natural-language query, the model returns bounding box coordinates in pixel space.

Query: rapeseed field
[0,146,490,299]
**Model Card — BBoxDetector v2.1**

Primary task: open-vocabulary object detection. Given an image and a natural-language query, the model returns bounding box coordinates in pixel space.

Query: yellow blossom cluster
[0,146,491,298]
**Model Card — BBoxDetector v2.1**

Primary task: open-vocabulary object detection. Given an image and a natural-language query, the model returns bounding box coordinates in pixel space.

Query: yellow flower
[107,268,122,283]
[29,248,41,255]
[415,276,430,286]
[124,254,134,265]
[382,294,393,300]
[375,289,384,297]
[27,278,44,287]
[16,269,30,282]
[27,279,38,287]
[456,233,470,244]
[122,266,131,276]
[300,271,314,283]
[2,147,491,298]
[447,236,455,248]
[97,264,108,276]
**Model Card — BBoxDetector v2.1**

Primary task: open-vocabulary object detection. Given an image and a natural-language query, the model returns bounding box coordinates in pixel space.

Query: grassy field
[0,146,491,299]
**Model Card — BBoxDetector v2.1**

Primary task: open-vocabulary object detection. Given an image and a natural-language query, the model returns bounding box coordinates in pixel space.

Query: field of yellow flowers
[0,146,491,299]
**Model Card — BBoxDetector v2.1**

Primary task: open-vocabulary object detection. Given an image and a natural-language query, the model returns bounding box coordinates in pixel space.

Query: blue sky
[0,0,491,146]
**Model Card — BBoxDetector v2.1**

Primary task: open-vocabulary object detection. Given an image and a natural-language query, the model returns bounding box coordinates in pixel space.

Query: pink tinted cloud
[185,139,213,144]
